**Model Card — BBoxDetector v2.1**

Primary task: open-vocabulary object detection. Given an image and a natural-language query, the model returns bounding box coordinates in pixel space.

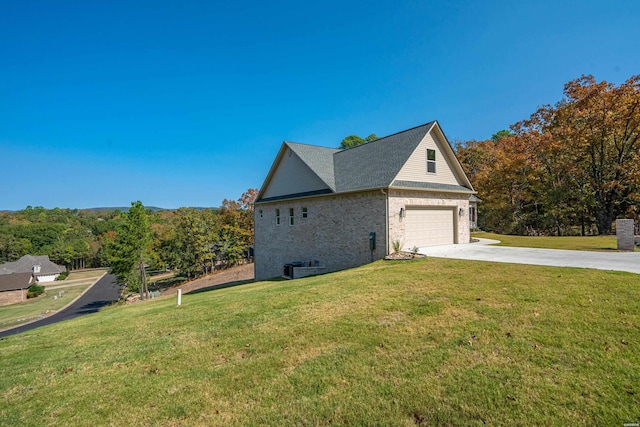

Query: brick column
[616,219,635,251]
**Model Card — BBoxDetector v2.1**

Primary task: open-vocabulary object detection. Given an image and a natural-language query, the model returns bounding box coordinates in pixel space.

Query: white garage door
[404,208,455,248]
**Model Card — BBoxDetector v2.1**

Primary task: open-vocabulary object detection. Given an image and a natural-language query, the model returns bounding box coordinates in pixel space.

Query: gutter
[381,188,389,255]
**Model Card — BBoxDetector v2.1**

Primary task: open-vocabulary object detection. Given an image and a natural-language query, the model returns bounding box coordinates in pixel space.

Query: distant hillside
[1,206,216,214]
[81,206,216,212]
[79,206,167,213]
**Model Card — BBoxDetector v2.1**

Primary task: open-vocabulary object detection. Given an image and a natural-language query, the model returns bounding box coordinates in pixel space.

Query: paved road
[419,238,640,274]
[0,274,121,339]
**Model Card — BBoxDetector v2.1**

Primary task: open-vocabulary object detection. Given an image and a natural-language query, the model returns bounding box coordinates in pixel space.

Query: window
[427,149,436,173]
[275,209,280,225]
[289,208,295,226]
[259,209,263,219]
[302,207,308,218]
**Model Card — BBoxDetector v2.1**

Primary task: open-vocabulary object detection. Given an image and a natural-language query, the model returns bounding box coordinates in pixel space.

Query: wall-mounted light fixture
[400,207,406,218]
[459,208,464,217]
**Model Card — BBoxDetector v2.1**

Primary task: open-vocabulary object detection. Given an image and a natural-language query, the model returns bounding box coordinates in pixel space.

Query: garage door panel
[404,208,454,248]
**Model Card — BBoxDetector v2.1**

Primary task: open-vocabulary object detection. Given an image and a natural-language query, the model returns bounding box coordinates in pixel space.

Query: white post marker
[177,289,182,306]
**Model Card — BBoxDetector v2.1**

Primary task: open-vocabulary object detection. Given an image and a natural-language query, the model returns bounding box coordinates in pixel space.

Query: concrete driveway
[418,238,640,275]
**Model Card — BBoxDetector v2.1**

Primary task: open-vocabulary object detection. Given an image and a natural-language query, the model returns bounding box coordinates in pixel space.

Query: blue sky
[1,0,638,210]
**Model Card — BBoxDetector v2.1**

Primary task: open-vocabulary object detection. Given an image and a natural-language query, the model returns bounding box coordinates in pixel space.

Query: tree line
[457,75,640,236]
[0,189,258,292]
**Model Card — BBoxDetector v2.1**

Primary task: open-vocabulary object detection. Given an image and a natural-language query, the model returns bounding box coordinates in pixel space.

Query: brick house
[0,272,33,306]
[254,121,476,280]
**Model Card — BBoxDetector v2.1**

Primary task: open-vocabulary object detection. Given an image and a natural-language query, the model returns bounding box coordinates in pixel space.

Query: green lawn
[0,259,638,426]
[475,232,628,251]
[0,270,105,329]
[57,268,108,281]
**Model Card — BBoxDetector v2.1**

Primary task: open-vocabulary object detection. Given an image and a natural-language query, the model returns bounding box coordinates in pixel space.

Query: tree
[339,134,378,149]
[340,135,365,149]
[167,208,219,278]
[457,75,640,236]
[217,189,257,265]
[553,75,640,234]
[107,202,153,298]
[365,134,379,143]
[491,130,513,142]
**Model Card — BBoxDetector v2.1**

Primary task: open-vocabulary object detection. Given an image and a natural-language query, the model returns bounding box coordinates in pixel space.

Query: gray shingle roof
[286,142,340,191]
[392,180,474,193]
[257,120,473,203]
[334,122,435,192]
[0,255,66,276]
[0,272,32,291]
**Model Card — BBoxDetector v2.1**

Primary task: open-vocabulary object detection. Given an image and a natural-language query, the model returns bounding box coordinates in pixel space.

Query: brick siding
[0,289,26,306]
[254,191,387,280]
[388,189,471,249]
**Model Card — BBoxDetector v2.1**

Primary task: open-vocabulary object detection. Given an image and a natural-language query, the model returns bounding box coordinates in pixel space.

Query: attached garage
[404,207,456,248]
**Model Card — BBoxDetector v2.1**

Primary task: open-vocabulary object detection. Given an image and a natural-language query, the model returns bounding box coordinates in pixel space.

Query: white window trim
[427,148,436,174]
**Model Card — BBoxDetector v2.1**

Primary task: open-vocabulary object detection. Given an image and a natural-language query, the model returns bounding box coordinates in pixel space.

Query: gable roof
[0,272,32,292]
[286,142,340,191]
[334,122,435,192]
[257,120,474,203]
[0,255,66,276]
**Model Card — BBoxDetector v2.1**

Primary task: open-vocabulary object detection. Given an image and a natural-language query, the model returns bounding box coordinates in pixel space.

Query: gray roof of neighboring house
[0,255,66,276]
[0,272,32,292]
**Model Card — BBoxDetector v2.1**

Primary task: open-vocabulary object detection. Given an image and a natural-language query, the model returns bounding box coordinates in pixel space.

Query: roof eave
[256,142,290,201]
[430,121,476,192]
[389,184,475,195]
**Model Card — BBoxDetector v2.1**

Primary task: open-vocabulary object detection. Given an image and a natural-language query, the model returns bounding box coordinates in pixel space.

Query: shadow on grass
[151,275,188,291]
[186,279,255,295]
[184,273,291,295]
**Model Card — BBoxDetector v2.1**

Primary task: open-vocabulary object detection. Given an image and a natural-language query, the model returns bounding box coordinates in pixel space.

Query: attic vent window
[427,149,436,173]
[302,207,308,218]
[289,208,295,226]
[276,209,281,225]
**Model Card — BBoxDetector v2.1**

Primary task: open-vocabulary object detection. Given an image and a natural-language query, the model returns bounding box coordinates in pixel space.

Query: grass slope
[1,259,638,426]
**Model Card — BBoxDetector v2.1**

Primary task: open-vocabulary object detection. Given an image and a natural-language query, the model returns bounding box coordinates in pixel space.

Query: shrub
[27,283,45,299]
[392,240,401,254]
[56,271,69,280]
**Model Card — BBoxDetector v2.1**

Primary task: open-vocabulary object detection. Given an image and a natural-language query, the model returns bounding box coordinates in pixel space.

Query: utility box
[616,219,635,251]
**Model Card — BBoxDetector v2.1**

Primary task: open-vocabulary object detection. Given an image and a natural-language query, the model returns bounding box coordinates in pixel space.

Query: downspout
[381,188,389,255]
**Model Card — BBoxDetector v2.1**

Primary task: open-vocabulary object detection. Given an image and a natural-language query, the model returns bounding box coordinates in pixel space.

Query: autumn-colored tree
[458,75,640,235]
[552,75,640,234]
[217,188,258,264]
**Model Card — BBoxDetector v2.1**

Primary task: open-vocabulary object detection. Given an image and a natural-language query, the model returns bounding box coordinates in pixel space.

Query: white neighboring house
[0,255,66,283]
[254,120,477,280]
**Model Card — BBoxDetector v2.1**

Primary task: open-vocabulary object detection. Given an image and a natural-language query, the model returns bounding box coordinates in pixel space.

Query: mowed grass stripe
[0,258,638,426]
